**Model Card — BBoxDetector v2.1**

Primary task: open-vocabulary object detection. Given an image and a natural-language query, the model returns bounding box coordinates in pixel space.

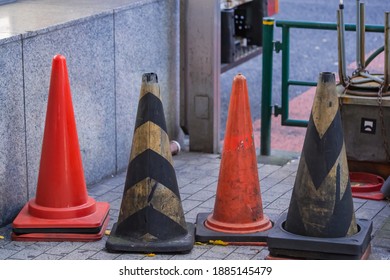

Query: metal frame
[260,18,384,156]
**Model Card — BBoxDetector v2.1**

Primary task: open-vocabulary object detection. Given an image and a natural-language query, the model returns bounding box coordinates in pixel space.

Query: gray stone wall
[0,0,180,226]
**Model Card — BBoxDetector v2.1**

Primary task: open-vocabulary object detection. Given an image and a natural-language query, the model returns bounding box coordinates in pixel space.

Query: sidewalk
[0,151,389,260]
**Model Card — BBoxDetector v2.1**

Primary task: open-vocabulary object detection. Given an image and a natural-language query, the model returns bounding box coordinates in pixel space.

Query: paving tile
[11,248,45,260]
[262,190,286,204]
[180,183,206,195]
[251,248,269,260]
[269,183,293,194]
[258,165,282,178]
[190,176,218,187]
[96,190,122,203]
[372,237,390,248]
[34,254,63,260]
[356,208,381,220]
[200,245,237,259]
[142,254,173,260]
[182,199,203,213]
[170,245,209,260]
[0,240,12,249]
[45,242,85,255]
[177,177,196,188]
[378,205,390,217]
[202,181,218,192]
[0,249,19,260]
[89,250,118,260]
[260,177,282,190]
[224,252,258,260]
[370,246,390,260]
[187,190,215,202]
[232,246,263,256]
[115,253,145,260]
[195,162,221,172]
[279,175,296,185]
[79,238,107,251]
[111,184,125,194]
[372,214,388,230]
[198,197,216,209]
[264,208,286,223]
[61,249,98,260]
[2,241,36,251]
[267,169,296,181]
[185,207,213,224]
[266,198,290,212]
[109,197,122,211]
[88,183,115,197]
[362,200,389,211]
[26,242,61,252]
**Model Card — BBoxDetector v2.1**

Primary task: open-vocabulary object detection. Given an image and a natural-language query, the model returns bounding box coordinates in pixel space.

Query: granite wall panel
[0,38,27,225]
[23,14,116,198]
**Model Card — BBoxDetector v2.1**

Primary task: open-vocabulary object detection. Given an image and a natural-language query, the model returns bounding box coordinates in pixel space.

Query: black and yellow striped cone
[285,71,357,238]
[267,72,372,259]
[106,73,194,253]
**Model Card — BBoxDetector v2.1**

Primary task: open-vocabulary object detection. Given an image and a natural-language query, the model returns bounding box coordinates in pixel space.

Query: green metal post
[281,25,290,126]
[261,18,275,156]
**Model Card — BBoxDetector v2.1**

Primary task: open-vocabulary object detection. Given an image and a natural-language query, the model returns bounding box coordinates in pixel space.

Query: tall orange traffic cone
[195,74,272,243]
[106,73,194,253]
[267,72,372,259]
[12,54,110,241]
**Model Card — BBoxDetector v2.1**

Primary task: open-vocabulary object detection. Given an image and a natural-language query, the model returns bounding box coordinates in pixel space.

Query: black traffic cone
[106,73,194,253]
[267,72,372,260]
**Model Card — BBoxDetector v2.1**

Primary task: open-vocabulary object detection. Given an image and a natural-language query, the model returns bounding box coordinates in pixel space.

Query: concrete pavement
[0,151,388,260]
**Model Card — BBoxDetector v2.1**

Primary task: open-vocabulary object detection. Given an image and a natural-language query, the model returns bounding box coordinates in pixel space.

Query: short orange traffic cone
[12,54,110,241]
[267,72,372,259]
[105,73,194,253]
[195,74,272,243]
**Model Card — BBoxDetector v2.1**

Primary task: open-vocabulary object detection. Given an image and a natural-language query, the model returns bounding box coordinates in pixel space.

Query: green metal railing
[260,18,385,156]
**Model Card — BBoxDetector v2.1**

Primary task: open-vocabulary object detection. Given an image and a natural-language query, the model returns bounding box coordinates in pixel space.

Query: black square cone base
[265,244,372,260]
[105,222,195,254]
[267,213,372,260]
[195,212,271,243]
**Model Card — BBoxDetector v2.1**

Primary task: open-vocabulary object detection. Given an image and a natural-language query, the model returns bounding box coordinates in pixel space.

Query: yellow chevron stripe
[118,178,186,229]
[311,81,339,138]
[295,144,357,234]
[139,82,160,100]
[130,121,172,164]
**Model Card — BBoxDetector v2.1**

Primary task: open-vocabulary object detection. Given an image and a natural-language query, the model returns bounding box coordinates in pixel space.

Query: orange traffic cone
[266,72,372,259]
[195,74,272,243]
[12,54,110,241]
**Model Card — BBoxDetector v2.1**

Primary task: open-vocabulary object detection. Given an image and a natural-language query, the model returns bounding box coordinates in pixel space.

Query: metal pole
[385,12,390,90]
[337,1,347,86]
[261,18,275,156]
[359,2,366,69]
[281,26,290,125]
[356,0,362,70]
